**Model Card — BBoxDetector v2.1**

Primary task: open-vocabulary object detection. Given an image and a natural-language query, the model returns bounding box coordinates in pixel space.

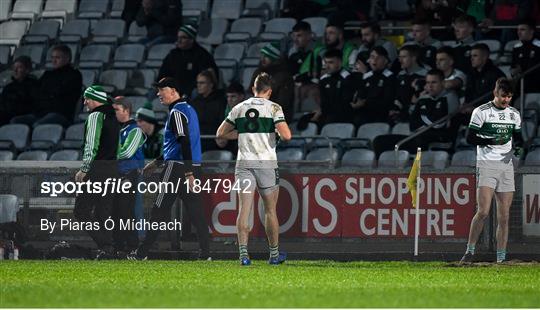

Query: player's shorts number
[244,108,260,133]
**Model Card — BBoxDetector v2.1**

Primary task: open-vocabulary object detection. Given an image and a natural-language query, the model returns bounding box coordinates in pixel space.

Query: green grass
[1,260,539,308]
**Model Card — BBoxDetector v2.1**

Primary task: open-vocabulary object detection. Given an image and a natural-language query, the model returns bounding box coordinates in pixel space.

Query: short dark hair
[253,72,272,93]
[399,44,420,58]
[436,46,455,60]
[360,22,381,35]
[454,14,476,28]
[371,45,389,59]
[113,96,132,114]
[226,81,244,94]
[13,55,32,70]
[494,77,513,94]
[518,17,537,30]
[323,48,342,60]
[471,43,490,55]
[197,69,218,88]
[52,44,72,62]
[426,69,445,81]
[292,21,311,32]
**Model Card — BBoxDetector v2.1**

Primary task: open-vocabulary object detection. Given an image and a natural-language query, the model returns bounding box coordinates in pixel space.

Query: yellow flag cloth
[407,151,421,208]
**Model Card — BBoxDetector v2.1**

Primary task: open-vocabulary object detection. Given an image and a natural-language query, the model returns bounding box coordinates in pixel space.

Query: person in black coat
[157,24,219,99]
[190,69,227,152]
[0,56,38,125]
[11,45,82,127]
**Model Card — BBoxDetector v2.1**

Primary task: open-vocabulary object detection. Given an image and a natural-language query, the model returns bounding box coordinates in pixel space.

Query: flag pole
[414,147,422,257]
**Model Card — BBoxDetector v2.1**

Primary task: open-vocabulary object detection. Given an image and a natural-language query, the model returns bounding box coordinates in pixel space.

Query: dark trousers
[112,169,140,252]
[73,168,117,250]
[140,161,210,256]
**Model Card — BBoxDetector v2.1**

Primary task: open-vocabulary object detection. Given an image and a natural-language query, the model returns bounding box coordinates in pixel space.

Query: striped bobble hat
[179,24,198,39]
[136,102,158,125]
[261,42,281,61]
[83,85,109,104]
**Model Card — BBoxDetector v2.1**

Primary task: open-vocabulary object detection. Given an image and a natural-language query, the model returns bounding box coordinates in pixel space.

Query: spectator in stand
[288,21,315,76]
[135,0,183,47]
[410,69,459,148]
[251,43,294,122]
[216,82,245,152]
[299,21,357,82]
[465,43,505,105]
[0,56,38,125]
[511,18,540,93]
[392,45,428,123]
[414,0,461,40]
[477,0,533,44]
[121,0,141,27]
[348,22,397,73]
[402,19,442,69]
[190,69,227,152]
[11,45,82,127]
[158,24,219,99]
[350,46,397,126]
[136,103,163,159]
[436,46,467,97]
[452,14,477,73]
[311,49,354,125]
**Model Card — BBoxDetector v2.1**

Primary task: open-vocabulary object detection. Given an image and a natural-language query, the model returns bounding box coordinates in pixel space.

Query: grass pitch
[1,260,539,308]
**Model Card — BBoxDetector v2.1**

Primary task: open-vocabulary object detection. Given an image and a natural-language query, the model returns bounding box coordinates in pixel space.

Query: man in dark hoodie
[0,56,38,125]
[135,0,182,47]
[74,85,120,260]
[465,43,505,105]
[11,45,82,127]
[157,24,219,99]
[250,42,294,122]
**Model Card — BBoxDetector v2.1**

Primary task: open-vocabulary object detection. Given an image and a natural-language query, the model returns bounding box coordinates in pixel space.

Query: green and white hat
[83,85,109,104]
[261,42,281,61]
[179,24,198,39]
[136,102,158,125]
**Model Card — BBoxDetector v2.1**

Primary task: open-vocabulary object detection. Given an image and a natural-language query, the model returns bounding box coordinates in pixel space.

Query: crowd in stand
[1,0,539,159]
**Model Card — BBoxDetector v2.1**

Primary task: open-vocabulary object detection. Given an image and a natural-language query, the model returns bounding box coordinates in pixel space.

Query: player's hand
[491,136,507,145]
[75,170,86,182]
[184,174,195,192]
[514,147,524,159]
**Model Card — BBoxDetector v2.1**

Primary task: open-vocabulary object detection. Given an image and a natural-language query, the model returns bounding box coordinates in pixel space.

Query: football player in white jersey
[461,78,523,263]
[216,73,292,265]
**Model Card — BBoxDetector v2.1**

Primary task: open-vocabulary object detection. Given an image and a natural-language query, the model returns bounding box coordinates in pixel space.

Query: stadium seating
[124,96,147,114]
[126,69,156,95]
[341,149,376,168]
[0,194,19,223]
[99,69,128,94]
[0,45,11,68]
[214,43,245,68]
[224,17,263,43]
[316,123,355,148]
[29,124,63,150]
[202,150,234,170]
[391,122,411,135]
[242,0,279,19]
[524,149,540,166]
[127,23,147,43]
[182,0,211,21]
[0,124,30,151]
[144,43,174,68]
[41,0,77,22]
[240,66,257,89]
[0,0,12,23]
[450,150,475,167]
[197,18,229,46]
[211,0,243,20]
[259,17,296,41]
[0,20,29,47]
[305,148,339,167]
[13,44,46,68]
[110,0,125,18]
[91,19,126,44]
[242,42,268,66]
[357,122,391,144]
[17,150,48,160]
[277,148,305,161]
[59,19,90,43]
[111,44,145,69]
[422,150,449,169]
[0,150,14,161]
[78,0,109,19]
[59,123,85,149]
[22,20,60,44]
[49,149,79,161]
[302,17,328,38]
[10,0,44,22]
[378,150,409,168]
[78,44,112,69]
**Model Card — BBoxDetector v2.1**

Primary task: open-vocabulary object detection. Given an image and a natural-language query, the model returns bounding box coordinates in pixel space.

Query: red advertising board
[201,174,476,238]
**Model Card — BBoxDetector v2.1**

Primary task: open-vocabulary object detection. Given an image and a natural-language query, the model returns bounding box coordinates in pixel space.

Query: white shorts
[235,167,279,195]
[476,166,515,192]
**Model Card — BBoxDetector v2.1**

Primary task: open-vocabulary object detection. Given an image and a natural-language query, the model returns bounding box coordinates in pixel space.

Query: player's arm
[275,122,292,142]
[81,111,104,173]
[117,127,145,160]
[171,111,193,174]
[466,127,499,145]
[216,120,238,140]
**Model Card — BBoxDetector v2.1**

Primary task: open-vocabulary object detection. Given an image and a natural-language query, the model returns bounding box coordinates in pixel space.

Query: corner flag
[407,148,422,208]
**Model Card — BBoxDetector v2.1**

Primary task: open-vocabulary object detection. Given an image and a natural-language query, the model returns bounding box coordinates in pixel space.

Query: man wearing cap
[158,24,219,98]
[136,103,163,159]
[74,85,120,259]
[250,42,294,123]
[128,77,210,260]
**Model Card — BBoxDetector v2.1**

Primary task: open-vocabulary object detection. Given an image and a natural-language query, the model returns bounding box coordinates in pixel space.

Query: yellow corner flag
[407,148,421,208]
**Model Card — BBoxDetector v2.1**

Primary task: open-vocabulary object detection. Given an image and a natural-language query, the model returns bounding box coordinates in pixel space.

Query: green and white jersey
[226,97,286,168]
[468,101,521,165]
